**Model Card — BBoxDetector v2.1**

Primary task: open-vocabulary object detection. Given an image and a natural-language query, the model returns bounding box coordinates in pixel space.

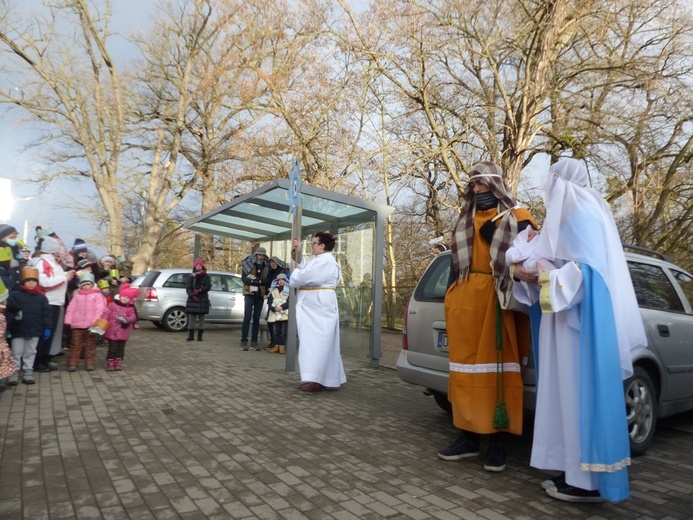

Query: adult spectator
[185,259,211,342]
[291,233,346,392]
[36,227,74,269]
[438,162,535,472]
[240,247,269,351]
[526,158,646,503]
[31,236,75,371]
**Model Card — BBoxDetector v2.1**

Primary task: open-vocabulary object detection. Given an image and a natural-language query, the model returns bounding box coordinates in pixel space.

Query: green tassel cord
[494,300,509,430]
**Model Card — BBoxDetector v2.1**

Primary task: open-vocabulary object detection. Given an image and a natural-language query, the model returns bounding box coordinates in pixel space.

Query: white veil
[534,158,647,378]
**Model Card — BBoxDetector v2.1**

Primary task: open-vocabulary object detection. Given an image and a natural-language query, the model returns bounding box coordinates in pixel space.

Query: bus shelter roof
[184,179,394,241]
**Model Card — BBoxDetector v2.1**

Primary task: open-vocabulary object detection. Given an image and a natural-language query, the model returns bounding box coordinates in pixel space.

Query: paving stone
[0,324,692,519]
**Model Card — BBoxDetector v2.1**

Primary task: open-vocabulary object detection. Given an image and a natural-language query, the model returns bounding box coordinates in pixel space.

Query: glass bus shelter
[184,179,395,371]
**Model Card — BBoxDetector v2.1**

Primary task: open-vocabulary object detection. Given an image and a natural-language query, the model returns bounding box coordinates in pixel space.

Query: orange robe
[444,207,534,435]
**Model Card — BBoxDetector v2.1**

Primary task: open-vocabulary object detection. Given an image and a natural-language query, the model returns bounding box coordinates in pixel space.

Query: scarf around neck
[451,162,519,307]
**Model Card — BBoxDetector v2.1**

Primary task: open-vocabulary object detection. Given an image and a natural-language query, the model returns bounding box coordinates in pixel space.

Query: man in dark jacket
[240,247,270,351]
[5,267,52,385]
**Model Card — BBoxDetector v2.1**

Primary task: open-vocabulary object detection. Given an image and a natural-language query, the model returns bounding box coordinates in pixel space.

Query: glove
[192,289,200,296]
[116,316,127,324]
[5,331,11,340]
[43,329,52,341]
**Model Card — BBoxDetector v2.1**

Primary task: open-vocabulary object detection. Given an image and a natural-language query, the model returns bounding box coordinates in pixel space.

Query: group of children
[0,226,141,387]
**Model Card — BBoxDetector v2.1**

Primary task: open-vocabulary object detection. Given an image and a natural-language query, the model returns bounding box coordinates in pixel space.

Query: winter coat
[241,256,270,297]
[185,271,211,315]
[102,300,138,341]
[31,254,69,306]
[267,286,289,323]
[6,287,53,338]
[64,287,106,329]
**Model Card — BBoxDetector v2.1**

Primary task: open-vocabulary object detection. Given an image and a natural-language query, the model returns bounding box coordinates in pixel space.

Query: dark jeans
[242,295,264,342]
[34,304,61,369]
[271,320,288,345]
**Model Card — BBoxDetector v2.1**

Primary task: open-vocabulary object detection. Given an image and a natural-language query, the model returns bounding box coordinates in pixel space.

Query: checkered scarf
[450,162,519,308]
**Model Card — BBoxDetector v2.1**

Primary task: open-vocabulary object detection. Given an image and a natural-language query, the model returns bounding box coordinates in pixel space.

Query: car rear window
[162,273,191,289]
[628,261,685,313]
[414,255,452,302]
[140,271,160,288]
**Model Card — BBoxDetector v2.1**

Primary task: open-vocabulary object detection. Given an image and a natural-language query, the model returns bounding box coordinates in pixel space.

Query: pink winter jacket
[102,300,138,341]
[64,288,106,329]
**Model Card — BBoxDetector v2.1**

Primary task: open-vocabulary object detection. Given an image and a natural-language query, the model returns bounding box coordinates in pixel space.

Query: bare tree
[0,0,127,255]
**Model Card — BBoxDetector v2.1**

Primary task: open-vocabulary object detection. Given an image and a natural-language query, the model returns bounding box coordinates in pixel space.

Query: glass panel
[224,275,244,293]
[628,262,684,312]
[672,270,693,309]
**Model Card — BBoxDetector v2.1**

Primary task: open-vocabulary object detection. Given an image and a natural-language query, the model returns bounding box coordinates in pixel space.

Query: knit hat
[0,279,8,303]
[79,272,95,287]
[73,238,88,253]
[193,259,205,270]
[101,255,116,265]
[276,273,288,281]
[255,247,267,255]
[0,224,18,241]
[21,266,39,283]
[77,258,94,269]
[36,227,54,239]
[41,236,60,254]
[119,284,141,301]
[97,279,110,290]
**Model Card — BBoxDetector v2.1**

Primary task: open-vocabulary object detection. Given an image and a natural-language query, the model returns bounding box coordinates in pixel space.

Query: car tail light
[144,287,158,301]
[402,300,409,350]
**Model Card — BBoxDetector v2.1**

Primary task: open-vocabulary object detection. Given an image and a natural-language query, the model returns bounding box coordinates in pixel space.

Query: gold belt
[298,287,336,291]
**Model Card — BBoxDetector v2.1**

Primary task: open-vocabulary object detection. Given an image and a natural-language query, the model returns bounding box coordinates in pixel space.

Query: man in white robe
[291,233,347,392]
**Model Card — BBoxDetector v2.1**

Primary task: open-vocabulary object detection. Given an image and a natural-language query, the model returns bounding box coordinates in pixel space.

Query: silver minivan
[134,269,264,332]
[397,248,693,455]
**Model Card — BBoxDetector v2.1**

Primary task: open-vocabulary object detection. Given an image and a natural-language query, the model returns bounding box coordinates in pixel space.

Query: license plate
[436,332,448,352]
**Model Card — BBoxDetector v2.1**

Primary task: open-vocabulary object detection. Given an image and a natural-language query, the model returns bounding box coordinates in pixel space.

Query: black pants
[241,295,264,341]
[107,340,126,360]
[271,321,288,345]
[34,304,61,369]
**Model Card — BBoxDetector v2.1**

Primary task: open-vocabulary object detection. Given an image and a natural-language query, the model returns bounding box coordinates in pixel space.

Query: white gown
[529,260,599,491]
[291,253,347,388]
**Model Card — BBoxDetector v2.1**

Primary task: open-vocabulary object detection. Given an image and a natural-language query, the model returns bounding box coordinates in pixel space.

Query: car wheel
[152,321,164,329]
[162,307,188,332]
[432,391,452,414]
[624,366,657,457]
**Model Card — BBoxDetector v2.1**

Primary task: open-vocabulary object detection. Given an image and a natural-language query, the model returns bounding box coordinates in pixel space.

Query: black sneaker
[546,482,604,503]
[22,378,36,385]
[35,365,51,373]
[240,340,248,351]
[7,379,18,387]
[437,434,480,460]
[484,443,507,472]
[250,341,261,351]
[541,473,565,490]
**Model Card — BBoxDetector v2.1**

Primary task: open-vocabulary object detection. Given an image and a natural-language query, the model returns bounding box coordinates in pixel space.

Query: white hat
[41,236,60,254]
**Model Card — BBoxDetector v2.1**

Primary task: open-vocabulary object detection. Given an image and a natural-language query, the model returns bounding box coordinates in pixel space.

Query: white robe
[291,252,346,388]
[530,260,599,491]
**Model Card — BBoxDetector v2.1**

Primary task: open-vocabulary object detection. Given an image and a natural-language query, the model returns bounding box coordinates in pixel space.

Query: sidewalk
[0,323,691,519]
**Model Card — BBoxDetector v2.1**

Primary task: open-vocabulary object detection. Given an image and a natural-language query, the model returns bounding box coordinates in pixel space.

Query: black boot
[197,330,203,342]
[186,329,195,341]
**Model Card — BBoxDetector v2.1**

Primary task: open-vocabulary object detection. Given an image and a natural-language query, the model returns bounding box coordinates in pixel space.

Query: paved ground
[0,323,692,519]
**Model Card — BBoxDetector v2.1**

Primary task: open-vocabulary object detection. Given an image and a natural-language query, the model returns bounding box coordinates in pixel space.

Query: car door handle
[657,324,670,337]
